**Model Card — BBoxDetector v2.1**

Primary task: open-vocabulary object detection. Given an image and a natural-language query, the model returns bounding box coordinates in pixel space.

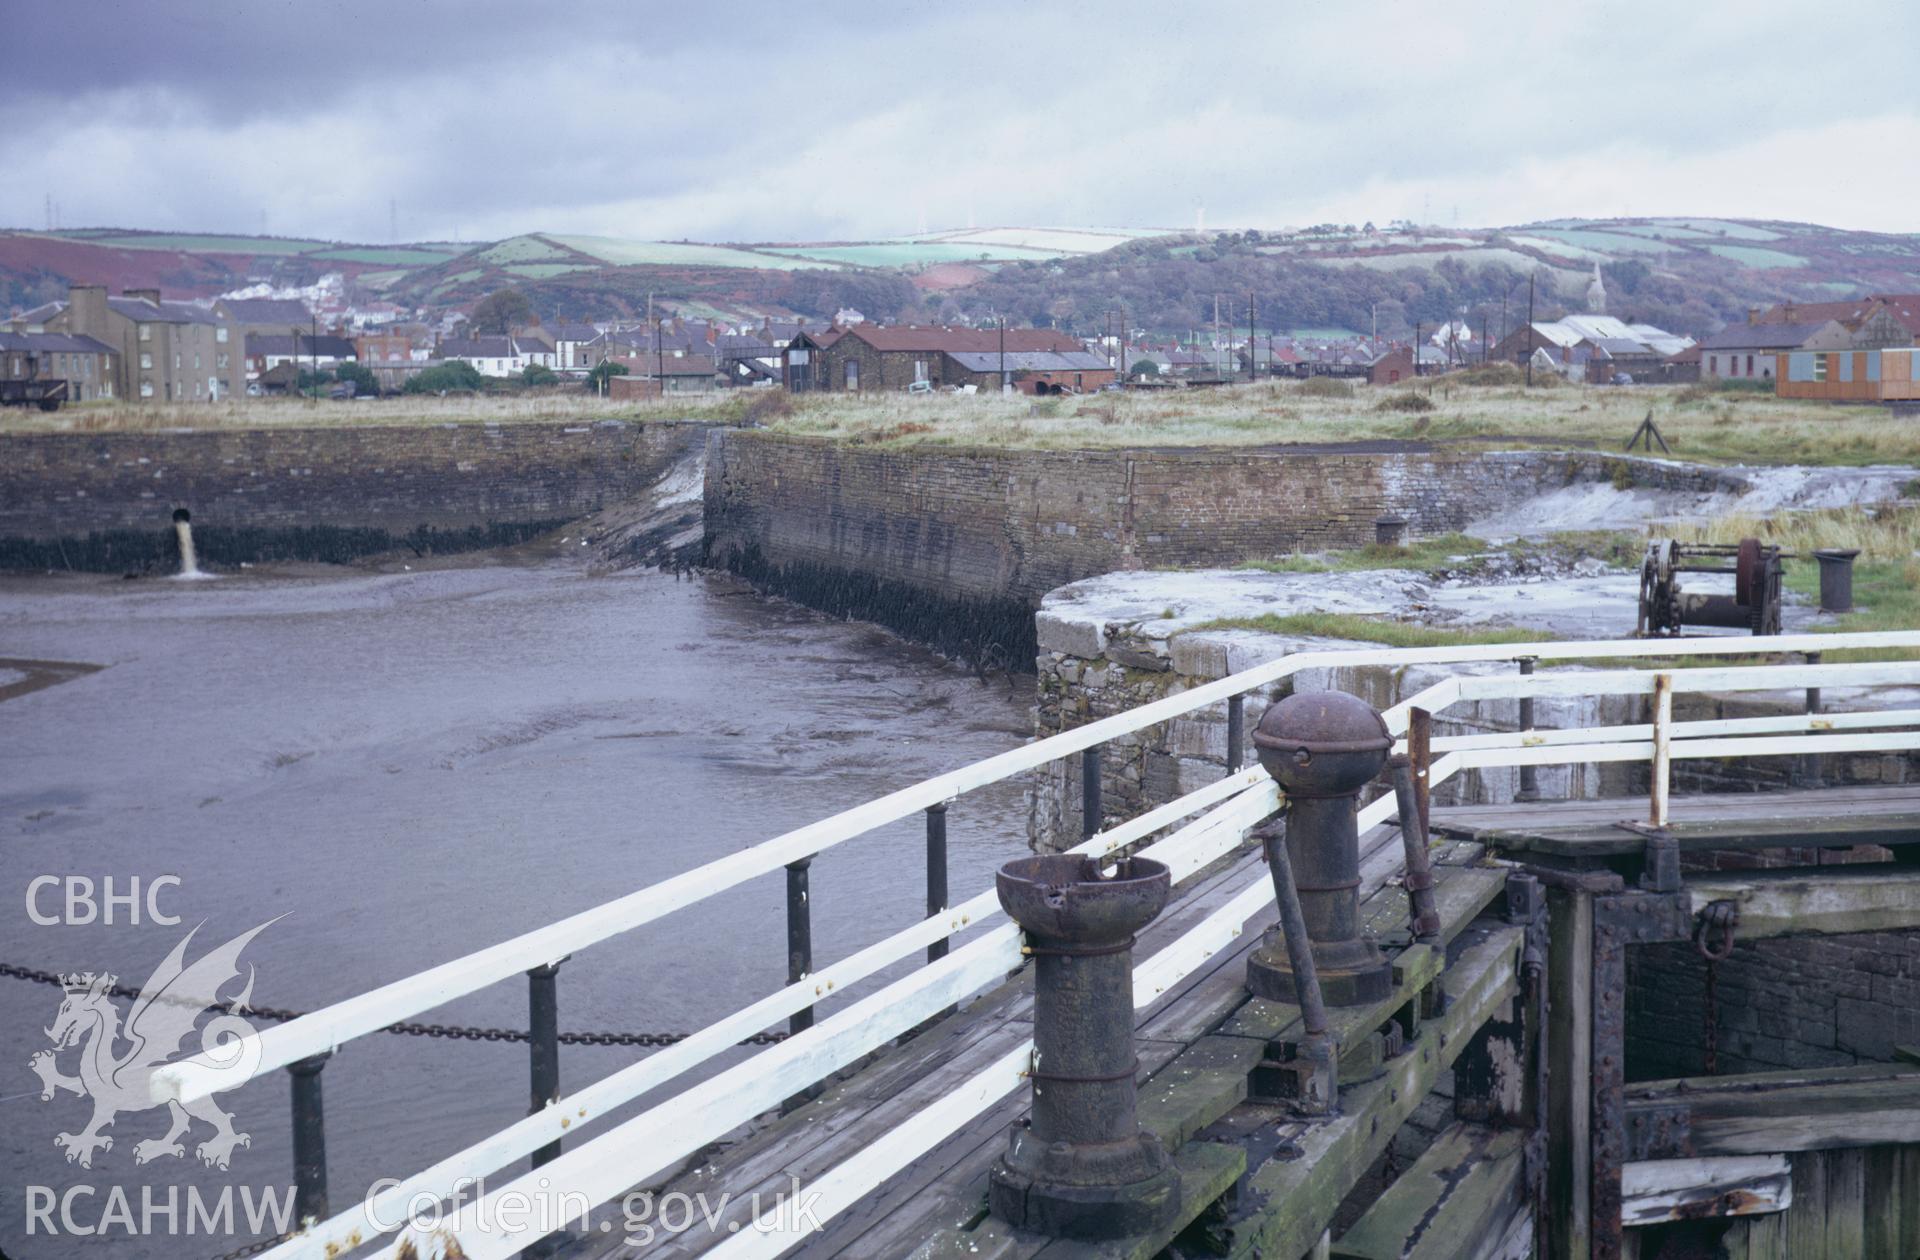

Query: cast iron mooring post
[1247,691,1396,1005]
[990,854,1180,1239]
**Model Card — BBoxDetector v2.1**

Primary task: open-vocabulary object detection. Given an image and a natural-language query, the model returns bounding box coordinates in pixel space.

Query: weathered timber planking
[1330,1122,1526,1259]
[1722,1207,1787,1260]
[620,833,1269,1258]
[1134,1034,1266,1149]
[1617,1155,1790,1225]
[1361,863,1509,947]
[805,1039,1194,1260]
[1624,1066,1920,1156]
[1223,928,1524,1260]
[1478,811,1920,858]
[1547,885,1594,1260]
[1684,865,1920,939]
[1432,784,1920,839]
[633,1012,1033,1258]
[913,1142,1245,1260]
[827,838,1383,1258]
[1863,1144,1906,1260]
[1785,1149,1828,1259]
[1823,1145,1867,1259]
[814,852,1275,1259]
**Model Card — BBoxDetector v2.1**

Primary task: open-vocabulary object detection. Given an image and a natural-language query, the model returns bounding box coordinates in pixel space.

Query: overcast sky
[3,1,1917,244]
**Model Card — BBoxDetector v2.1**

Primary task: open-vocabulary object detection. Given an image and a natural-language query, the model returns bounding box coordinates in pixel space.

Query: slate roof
[438,336,518,358]
[841,324,1082,354]
[611,353,717,376]
[1696,321,1838,351]
[944,349,1111,372]
[0,331,115,355]
[246,333,356,358]
[9,301,66,326]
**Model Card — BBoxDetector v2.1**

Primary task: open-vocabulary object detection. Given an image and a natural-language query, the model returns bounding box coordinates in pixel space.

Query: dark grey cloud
[3,1,1917,242]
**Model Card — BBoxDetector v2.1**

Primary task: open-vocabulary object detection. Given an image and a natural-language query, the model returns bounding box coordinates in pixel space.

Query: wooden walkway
[562,800,1518,1259]
[558,784,1920,1259]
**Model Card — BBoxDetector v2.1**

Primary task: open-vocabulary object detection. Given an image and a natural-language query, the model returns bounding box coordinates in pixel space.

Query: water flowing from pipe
[171,508,206,579]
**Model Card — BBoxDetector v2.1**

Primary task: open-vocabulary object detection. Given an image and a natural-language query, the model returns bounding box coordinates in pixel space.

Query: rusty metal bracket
[1593,890,1693,945]
[1625,1101,1693,1161]
[1612,820,1682,893]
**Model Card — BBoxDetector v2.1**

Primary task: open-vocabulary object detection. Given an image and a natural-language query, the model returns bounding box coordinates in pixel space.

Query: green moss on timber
[1193,612,1548,649]
[0,518,570,573]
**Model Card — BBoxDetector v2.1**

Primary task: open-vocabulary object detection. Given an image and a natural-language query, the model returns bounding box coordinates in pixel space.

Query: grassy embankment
[6,372,1918,467]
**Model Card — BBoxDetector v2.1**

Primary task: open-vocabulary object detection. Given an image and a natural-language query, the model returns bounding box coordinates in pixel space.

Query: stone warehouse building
[784,323,1087,392]
[6,285,246,402]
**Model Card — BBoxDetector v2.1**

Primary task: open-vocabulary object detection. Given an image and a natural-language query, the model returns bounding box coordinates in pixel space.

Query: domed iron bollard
[989,854,1180,1239]
[1246,691,1397,1006]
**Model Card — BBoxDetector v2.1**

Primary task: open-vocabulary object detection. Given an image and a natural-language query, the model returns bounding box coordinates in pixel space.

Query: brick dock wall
[0,419,710,570]
[701,432,1739,664]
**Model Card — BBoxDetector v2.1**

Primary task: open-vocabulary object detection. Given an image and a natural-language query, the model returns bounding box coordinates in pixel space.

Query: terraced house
[11,284,245,401]
[0,331,117,401]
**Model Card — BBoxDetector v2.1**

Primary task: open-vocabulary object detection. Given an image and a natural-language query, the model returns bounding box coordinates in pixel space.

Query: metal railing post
[1226,694,1245,773]
[783,857,817,1113]
[926,803,949,964]
[1649,672,1672,828]
[527,960,563,1169]
[1407,707,1433,841]
[1081,745,1102,839]
[786,858,814,1035]
[1515,657,1540,803]
[1796,650,1825,789]
[287,1052,331,1226]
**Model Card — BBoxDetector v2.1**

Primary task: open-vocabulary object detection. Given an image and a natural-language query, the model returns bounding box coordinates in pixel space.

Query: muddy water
[0,560,1033,1258]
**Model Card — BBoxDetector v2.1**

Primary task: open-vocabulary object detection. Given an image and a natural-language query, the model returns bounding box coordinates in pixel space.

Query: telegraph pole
[1247,290,1256,381]
[1525,273,1535,388]
[1119,306,1127,381]
[998,315,1006,392]
[1414,321,1422,379]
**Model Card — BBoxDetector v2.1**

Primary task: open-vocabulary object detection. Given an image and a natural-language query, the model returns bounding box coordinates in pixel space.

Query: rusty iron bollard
[1814,548,1860,614]
[990,854,1180,1239]
[1247,691,1396,1006]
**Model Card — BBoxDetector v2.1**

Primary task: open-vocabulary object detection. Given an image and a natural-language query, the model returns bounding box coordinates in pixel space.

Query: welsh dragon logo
[29,919,278,1169]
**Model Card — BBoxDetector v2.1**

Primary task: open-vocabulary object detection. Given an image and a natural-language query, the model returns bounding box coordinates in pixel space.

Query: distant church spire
[1586,263,1607,315]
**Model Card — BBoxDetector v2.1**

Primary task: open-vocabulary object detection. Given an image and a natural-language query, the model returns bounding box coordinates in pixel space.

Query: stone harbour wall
[700,432,1743,664]
[0,419,710,570]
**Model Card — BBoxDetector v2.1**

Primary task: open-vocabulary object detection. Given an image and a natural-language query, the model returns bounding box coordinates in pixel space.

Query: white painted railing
[169,629,1920,1260]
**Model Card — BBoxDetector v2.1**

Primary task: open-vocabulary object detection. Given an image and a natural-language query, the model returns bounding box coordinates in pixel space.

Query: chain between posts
[0,963,787,1047]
